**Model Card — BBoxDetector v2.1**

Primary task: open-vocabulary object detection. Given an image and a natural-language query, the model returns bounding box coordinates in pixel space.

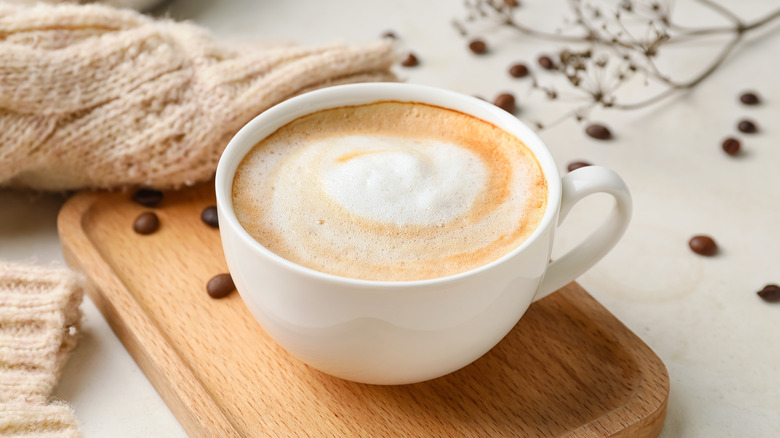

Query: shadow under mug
[215,83,632,385]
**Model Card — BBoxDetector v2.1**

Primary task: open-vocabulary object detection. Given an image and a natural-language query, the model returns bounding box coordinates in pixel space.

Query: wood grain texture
[58,183,669,438]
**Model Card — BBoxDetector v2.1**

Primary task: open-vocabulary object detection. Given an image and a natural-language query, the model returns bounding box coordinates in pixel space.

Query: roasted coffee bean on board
[207,273,235,299]
[201,206,219,228]
[131,189,163,207]
[585,123,612,140]
[757,284,780,302]
[133,212,160,235]
[688,235,718,256]
[721,137,741,156]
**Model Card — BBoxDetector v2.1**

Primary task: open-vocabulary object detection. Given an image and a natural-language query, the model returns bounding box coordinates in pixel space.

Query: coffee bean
[508,63,529,78]
[401,53,419,67]
[737,119,757,133]
[207,273,235,299]
[201,206,218,228]
[739,91,760,105]
[585,123,612,140]
[721,137,741,156]
[504,0,519,7]
[131,189,163,207]
[133,212,160,235]
[688,235,718,256]
[567,161,592,172]
[381,31,397,39]
[757,284,780,302]
[468,39,488,55]
[538,55,555,70]
[493,93,516,113]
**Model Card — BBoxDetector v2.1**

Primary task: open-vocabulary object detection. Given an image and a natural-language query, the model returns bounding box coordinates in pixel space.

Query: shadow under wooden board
[58,183,669,438]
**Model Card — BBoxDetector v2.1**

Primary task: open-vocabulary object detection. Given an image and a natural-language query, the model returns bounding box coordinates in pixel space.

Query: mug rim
[215,82,562,288]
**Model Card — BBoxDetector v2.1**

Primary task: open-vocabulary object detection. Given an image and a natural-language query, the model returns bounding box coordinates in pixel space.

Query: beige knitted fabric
[0,3,398,190]
[0,262,83,437]
[1,0,164,11]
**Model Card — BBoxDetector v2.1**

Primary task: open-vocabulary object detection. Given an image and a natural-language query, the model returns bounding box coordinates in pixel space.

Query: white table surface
[1,0,779,436]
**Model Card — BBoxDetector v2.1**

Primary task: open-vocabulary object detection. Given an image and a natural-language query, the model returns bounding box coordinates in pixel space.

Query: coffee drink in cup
[232,101,547,281]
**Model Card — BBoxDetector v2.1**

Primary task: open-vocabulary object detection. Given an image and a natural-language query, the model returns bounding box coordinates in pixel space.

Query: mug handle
[534,166,633,301]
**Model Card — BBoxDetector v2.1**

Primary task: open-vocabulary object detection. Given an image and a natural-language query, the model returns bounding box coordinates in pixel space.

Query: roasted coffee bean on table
[537,55,555,70]
[493,93,516,113]
[201,206,219,228]
[688,235,718,256]
[207,273,235,299]
[401,53,419,67]
[133,212,160,235]
[739,91,760,105]
[737,119,758,133]
[508,63,529,78]
[721,137,741,156]
[567,161,592,172]
[131,189,163,207]
[468,39,488,54]
[585,123,612,140]
[757,284,780,302]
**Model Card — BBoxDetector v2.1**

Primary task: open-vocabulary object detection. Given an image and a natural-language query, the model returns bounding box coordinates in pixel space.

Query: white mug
[215,83,632,385]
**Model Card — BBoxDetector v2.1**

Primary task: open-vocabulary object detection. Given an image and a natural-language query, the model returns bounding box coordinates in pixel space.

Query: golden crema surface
[232,102,547,281]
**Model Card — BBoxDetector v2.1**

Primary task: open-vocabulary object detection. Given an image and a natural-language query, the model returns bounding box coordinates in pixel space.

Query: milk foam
[320,136,486,226]
[232,102,548,281]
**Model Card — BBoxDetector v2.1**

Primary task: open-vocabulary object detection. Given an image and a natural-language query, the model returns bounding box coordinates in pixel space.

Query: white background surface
[1,0,779,436]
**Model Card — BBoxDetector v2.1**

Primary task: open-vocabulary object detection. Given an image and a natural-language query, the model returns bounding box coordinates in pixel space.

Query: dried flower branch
[455,0,780,127]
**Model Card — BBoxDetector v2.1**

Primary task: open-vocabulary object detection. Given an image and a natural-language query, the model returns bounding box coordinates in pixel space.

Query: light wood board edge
[58,191,241,438]
[567,288,670,438]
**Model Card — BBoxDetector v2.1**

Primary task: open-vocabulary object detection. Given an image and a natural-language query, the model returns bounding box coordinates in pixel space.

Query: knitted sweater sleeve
[0,3,398,190]
[0,262,84,437]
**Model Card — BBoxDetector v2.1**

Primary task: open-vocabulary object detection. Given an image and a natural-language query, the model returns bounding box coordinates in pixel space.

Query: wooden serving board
[58,183,669,438]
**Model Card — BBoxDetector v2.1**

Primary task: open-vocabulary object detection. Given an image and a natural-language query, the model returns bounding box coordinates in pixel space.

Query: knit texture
[0,3,398,190]
[0,262,83,437]
[1,0,163,12]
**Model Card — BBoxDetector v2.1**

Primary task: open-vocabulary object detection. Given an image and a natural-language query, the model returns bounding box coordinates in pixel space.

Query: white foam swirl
[320,136,486,226]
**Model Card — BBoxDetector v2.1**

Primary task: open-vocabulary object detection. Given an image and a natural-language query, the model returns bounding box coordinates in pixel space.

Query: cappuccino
[232,101,547,281]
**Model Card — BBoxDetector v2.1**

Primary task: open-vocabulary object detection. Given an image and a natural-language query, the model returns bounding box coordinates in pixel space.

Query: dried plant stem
[615,30,743,109]
[458,0,780,119]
